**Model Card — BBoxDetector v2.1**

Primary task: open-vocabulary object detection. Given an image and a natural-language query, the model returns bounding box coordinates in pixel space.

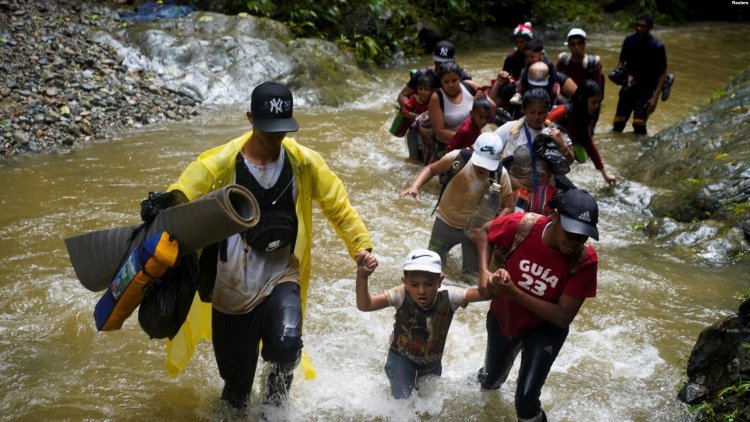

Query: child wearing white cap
[355,248,488,399]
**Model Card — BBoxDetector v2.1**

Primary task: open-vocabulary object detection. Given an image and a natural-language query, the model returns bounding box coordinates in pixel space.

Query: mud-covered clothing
[486,213,597,337]
[384,284,468,371]
[211,149,299,315]
[164,132,373,378]
[435,149,513,230]
[430,149,512,275]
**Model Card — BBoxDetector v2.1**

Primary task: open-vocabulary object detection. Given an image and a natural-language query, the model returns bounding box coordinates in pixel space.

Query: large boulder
[94,11,373,106]
[625,67,750,265]
[678,298,750,418]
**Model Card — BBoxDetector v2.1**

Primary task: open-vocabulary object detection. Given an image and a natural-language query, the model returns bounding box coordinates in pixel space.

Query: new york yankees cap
[432,40,456,63]
[402,248,442,274]
[470,132,505,171]
[551,189,599,240]
[250,81,299,133]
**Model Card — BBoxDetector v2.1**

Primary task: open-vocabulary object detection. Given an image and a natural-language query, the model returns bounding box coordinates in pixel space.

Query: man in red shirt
[473,189,599,422]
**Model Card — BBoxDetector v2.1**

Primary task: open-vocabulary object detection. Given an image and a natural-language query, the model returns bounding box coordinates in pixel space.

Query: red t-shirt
[488,213,598,337]
[447,117,481,151]
[402,95,430,118]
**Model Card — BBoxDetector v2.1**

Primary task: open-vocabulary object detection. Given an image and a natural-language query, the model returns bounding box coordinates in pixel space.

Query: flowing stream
[1,22,749,421]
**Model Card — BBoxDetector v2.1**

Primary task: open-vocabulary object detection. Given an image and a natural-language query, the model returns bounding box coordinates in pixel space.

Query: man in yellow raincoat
[165,81,376,410]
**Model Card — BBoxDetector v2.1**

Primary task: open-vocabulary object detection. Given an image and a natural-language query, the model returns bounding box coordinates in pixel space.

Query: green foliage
[532,0,603,24]
[220,0,692,65]
[735,289,750,301]
[679,177,706,191]
[711,89,728,102]
[688,378,750,421]
[222,0,499,65]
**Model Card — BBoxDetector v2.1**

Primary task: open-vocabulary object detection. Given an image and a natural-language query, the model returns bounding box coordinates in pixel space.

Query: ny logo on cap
[265,98,292,114]
[439,46,449,57]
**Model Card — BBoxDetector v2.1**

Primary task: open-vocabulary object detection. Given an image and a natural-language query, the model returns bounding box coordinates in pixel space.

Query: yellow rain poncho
[164,132,373,378]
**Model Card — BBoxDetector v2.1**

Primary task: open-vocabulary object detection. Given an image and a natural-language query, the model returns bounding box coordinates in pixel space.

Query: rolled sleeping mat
[65,184,260,292]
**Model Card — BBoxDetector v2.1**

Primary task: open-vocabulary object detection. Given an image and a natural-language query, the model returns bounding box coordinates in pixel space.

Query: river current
[1,22,749,421]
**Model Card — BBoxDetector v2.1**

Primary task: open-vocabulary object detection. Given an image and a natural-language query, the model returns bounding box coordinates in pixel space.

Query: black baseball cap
[432,40,455,63]
[553,189,599,240]
[250,81,299,133]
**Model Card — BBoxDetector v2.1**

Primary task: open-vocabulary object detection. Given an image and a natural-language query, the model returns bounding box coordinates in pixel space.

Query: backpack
[432,148,498,214]
[489,213,588,276]
[559,53,605,91]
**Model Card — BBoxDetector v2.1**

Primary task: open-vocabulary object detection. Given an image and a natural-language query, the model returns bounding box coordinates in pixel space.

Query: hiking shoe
[509,93,522,105]
[263,366,293,407]
[661,74,674,101]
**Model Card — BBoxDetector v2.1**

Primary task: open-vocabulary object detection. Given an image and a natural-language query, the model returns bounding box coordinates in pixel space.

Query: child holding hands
[355,249,488,399]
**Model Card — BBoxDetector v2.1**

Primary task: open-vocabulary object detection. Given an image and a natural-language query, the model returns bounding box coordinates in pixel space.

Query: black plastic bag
[138,252,198,339]
[533,134,570,175]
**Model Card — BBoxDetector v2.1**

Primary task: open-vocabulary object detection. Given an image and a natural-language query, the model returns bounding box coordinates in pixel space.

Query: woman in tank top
[428,62,489,145]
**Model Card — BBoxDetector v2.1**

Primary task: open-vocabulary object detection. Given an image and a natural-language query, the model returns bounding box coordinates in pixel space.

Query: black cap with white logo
[551,189,599,240]
[250,81,299,133]
[432,40,455,63]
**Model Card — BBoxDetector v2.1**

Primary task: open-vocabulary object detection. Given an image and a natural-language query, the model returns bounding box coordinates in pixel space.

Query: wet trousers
[212,282,302,408]
[613,82,656,134]
[428,216,478,277]
[384,350,442,399]
[479,311,568,419]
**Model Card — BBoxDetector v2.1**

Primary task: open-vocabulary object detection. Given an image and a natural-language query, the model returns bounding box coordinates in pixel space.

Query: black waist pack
[243,207,297,253]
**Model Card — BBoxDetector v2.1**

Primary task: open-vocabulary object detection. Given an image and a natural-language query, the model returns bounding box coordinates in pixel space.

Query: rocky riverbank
[0,0,200,157]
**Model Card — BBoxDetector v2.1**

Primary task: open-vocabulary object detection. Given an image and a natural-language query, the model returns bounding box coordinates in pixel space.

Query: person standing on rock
[611,12,668,135]
[473,189,600,422]
[165,81,376,411]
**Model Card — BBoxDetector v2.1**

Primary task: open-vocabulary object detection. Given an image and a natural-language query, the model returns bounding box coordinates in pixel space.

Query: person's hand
[645,95,658,115]
[602,170,619,187]
[355,249,378,276]
[465,226,483,243]
[399,186,420,202]
[497,70,510,81]
[475,89,487,99]
[487,268,513,297]
[547,127,564,146]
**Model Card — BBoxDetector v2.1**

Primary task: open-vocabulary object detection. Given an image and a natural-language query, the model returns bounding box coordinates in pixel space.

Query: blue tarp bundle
[119,1,195,22]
